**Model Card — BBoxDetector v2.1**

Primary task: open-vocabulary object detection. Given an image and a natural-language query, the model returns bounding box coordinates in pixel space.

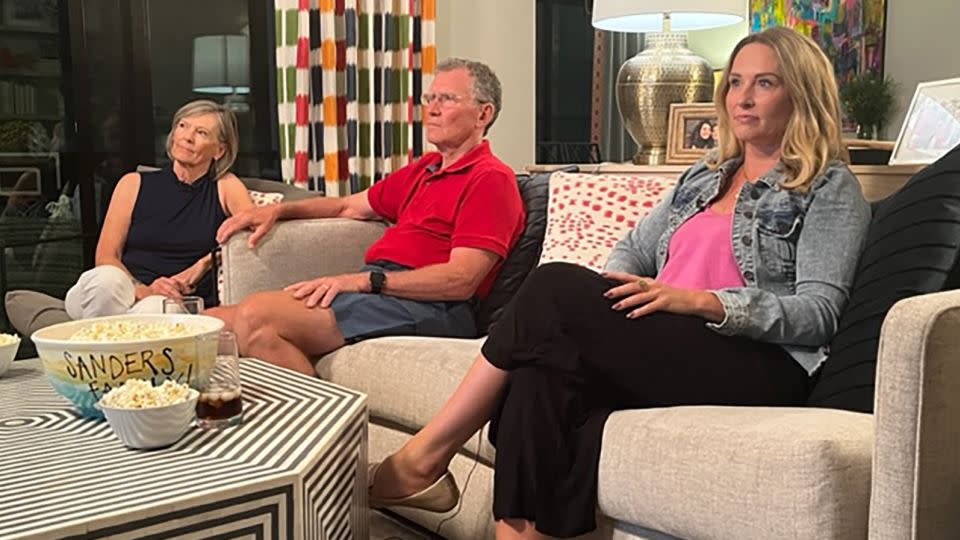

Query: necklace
[737,163,762,183]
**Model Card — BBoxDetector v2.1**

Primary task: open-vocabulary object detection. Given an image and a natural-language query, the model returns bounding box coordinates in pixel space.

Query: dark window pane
[146,0,277,178]
[0,0,85,333]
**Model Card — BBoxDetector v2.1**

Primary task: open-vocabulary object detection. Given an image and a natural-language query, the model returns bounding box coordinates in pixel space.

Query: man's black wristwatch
[369,270,386,294]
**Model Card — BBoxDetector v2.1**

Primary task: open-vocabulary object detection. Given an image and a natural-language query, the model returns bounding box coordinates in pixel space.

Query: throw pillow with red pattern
[538,172,675,272]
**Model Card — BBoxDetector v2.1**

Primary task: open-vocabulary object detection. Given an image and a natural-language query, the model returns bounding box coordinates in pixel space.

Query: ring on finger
[636,278,648,292]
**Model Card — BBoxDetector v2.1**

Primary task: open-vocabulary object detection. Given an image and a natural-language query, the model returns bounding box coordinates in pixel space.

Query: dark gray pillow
[474,167,578,335]
[808,144,960,412]
[4,290,70,336]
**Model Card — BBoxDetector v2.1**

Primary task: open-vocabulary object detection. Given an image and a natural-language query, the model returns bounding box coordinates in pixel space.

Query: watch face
[371,271,385,292]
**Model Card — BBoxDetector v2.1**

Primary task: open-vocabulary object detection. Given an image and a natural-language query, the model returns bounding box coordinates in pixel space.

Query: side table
[0,358,368,539]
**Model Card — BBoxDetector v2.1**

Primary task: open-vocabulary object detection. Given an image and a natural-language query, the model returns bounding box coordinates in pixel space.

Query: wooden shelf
[0,114,62,122]
[843,138,895,151]
[0,25,58,35]
[0,71,60,80]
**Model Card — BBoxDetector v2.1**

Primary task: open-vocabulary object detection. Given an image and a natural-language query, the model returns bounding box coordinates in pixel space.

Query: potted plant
[840,73,896,139]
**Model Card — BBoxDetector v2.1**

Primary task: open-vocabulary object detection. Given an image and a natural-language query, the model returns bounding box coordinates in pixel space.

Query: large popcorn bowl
[31,314,224,418]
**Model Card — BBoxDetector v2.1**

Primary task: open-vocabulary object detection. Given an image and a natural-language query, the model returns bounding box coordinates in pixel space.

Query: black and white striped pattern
[0,358,368,539]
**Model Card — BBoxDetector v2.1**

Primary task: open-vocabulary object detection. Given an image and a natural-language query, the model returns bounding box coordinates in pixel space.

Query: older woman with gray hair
[65,100,253,318]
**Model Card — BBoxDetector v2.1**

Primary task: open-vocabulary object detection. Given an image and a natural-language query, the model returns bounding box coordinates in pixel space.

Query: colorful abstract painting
[750,0,886,83]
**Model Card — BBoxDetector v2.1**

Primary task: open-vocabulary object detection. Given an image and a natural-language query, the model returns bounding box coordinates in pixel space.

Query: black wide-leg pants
[481,262,809,537]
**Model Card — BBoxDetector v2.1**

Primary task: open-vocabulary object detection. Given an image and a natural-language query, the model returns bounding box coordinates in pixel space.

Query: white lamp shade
[592,0,745,32]
[192,35,250,94]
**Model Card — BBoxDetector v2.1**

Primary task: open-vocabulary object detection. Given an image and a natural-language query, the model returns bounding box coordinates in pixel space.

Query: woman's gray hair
[165,100,238,179]
[436,58,502,135]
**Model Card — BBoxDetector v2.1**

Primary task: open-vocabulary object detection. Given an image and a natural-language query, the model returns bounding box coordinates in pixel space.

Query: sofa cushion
[315,335,497,463]
[473,169,562,334]
[538,171,675,272]
[598,406,872,540]
[4,290,70,336]
[808,144,960,412]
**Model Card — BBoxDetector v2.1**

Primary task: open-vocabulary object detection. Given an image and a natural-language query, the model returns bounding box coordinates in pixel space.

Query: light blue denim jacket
[603,157,871,374]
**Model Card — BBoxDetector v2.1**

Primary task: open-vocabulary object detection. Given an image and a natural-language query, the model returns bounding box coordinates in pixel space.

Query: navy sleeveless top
[121,168,227,307]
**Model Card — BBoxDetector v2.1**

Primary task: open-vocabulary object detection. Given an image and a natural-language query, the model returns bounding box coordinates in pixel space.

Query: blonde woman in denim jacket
[370,27,871,539]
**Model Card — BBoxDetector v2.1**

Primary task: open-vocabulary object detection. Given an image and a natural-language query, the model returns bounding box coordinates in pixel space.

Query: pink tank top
[656,206,745,289]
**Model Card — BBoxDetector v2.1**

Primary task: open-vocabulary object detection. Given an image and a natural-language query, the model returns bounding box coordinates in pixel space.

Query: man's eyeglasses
[421,92,472,107]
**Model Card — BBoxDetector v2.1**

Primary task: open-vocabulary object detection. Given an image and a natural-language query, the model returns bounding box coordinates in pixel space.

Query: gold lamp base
[632,146,668,165]
[616,32,713,164]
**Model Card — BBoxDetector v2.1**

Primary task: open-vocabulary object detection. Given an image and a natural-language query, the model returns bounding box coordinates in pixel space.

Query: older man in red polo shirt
[212,58,525,375]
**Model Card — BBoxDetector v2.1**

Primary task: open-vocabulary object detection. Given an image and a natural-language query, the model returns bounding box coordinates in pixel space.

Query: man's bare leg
[230,290,346,376]
[204,305,237,331]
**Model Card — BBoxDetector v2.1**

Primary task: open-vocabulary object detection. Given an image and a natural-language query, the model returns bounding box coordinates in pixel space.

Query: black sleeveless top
[121,168,227,307]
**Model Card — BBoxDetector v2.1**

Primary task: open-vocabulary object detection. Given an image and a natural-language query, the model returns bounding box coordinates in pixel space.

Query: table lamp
[192,35,251,113]
[593,0,745,164]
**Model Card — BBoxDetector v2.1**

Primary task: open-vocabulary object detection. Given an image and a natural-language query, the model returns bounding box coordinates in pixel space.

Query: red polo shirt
[366,141,525,298]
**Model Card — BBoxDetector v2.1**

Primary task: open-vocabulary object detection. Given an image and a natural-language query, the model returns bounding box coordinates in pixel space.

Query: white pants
[65,265,166,320]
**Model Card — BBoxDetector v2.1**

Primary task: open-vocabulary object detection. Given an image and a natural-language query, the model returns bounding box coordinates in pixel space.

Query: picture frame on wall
[665,102,718,165]
[889,77,960,165]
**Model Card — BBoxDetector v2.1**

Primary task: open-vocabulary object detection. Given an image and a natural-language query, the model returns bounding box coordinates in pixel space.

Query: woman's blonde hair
[165,100,238,179]
[707,26,847,190]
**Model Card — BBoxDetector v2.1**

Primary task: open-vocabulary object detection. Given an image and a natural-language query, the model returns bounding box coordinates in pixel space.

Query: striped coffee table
[0,358,368,539]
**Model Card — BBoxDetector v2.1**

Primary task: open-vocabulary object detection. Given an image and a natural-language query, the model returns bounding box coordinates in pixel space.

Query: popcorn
[70,320,192,342]
[0,333,19,346]
[100,379,192,408]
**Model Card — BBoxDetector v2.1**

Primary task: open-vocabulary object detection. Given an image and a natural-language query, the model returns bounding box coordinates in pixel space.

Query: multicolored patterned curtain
[275,0,436,195]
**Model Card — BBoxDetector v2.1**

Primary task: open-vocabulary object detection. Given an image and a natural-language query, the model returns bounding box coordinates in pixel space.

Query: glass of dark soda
[195,330,243,429]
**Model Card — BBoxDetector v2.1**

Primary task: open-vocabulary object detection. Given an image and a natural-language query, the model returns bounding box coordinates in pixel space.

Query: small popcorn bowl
[0,334,20,377]
[96,388,200,449]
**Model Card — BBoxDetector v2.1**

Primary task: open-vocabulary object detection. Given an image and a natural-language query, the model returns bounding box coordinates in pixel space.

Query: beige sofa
[219,164,960,539]
[221,221,960,540]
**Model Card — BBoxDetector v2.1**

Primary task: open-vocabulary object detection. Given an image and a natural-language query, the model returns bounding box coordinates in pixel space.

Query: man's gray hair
[436,58,502,135]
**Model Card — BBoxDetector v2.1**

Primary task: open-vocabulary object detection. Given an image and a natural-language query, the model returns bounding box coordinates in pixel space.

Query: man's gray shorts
[330,261,477,343]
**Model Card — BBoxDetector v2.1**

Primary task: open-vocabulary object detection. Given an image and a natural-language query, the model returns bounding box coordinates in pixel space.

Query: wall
[678,1,960,141]
[430,0,960,165]
[688,20,747,70]
[687,0,960,141]
[432,2,740,168]
[434,0,535,170]
[883,0,960,139]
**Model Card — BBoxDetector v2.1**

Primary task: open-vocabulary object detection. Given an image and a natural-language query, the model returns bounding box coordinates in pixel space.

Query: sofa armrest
[220,218,386,304]
[869,289,960,539]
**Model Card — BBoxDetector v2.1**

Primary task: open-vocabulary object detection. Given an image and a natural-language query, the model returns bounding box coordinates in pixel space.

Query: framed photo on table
[0,152,61,198]
[890,77,960,165]
[665,102,719,165]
